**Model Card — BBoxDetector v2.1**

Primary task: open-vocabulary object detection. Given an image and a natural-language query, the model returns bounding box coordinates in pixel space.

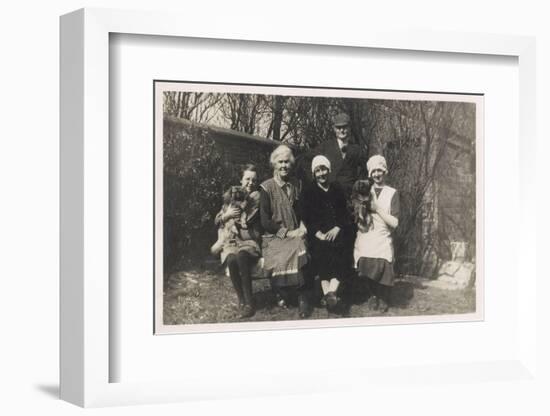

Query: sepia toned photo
[154,81,482,333]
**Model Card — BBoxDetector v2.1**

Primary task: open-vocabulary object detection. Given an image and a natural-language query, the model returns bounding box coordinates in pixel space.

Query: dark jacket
[309,139,367,197]
[301,182,351,235]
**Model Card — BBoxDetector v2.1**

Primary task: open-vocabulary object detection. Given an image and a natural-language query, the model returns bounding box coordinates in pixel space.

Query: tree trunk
[272,96,284,141]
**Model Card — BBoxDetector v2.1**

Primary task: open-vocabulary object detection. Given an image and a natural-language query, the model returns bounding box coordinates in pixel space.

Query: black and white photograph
[154,81,482,332]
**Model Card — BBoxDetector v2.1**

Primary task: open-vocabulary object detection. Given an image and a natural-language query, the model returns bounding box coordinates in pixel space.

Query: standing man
[311,113,367,198]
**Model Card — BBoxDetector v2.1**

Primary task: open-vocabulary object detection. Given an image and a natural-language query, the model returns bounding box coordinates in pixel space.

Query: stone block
[451,241,468,261]
[430,260,475,290]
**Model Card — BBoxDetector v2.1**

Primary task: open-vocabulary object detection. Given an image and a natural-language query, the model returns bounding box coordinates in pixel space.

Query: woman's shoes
[366,295,379,311]
[325,292,338,308]
[366,295,389,312]
[276,293,288,309]
[240,304,255,318]
[377,298,389,313]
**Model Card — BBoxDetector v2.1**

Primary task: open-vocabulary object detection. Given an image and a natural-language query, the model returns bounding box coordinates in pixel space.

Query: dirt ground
[163,267,476,326]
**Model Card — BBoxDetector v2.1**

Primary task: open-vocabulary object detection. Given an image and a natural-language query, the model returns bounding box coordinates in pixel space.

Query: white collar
[316,182,330,192]
[337,138,348,150]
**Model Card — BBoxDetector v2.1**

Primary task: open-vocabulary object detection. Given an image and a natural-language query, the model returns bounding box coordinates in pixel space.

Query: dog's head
[352,179,373,204]
[223,186,247,205]
[351,179,373,221]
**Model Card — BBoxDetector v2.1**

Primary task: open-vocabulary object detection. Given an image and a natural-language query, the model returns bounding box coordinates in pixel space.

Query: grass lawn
[163,267,476,326]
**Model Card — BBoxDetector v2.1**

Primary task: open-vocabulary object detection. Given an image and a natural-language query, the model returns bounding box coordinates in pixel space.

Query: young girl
[353,155,399,312]
[302,155,351,311]
[212,165,262,318]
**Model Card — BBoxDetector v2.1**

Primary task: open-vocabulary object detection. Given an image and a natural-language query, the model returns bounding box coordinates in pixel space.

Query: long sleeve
[333,184,351,229]
[301,187,320,235]
[214,205,227,227]
[302,184,349,235]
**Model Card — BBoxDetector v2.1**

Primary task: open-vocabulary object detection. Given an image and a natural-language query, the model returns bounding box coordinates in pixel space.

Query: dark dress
[295,139,366,278]
[302,182,352,281]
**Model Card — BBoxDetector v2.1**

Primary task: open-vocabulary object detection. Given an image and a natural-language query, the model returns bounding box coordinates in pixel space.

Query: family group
[211,113,399,319]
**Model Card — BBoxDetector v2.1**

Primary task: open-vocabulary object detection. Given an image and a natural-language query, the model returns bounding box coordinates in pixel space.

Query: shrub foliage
[163,119,272,273]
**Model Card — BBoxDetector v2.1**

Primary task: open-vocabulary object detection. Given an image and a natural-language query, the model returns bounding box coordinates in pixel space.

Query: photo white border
[60,8,536,407]
[153,82,484,335]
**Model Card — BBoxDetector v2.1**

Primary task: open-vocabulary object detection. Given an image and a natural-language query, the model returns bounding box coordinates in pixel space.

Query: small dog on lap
[211,186,250,255]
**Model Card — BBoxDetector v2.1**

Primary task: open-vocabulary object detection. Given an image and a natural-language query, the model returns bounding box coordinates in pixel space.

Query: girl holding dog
[353,155,400,312]
[213,164,262,318]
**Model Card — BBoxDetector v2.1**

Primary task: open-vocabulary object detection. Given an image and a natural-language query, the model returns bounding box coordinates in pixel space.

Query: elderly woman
[213,164,262,318]
[259,145,311,318]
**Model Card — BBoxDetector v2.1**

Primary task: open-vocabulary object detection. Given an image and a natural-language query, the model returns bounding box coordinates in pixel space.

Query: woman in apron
[259,145,312,318]
[353,155,400,312]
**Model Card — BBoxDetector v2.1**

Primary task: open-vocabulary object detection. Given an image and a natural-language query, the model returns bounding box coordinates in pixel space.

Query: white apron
[354,185,396,265]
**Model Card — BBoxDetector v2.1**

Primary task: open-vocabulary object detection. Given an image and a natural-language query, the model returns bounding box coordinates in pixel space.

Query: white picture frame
[60,8,537,408]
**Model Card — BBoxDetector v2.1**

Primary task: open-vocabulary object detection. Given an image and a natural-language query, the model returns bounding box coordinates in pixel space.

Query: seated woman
[259,145,311,318]
[302,155,352,312]
[213,164,262,318]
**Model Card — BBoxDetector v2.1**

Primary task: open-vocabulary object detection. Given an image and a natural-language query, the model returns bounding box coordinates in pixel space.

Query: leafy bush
[163,118,273,274]
[163,121,228,273]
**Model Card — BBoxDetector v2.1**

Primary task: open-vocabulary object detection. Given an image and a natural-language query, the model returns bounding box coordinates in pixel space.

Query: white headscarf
[311,155,331,174]
[367,155,388,177]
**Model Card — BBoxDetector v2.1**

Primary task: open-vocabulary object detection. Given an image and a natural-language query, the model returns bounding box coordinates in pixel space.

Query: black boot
[226,254,244,307]
[240,303,255,318]
[298,292,312,319]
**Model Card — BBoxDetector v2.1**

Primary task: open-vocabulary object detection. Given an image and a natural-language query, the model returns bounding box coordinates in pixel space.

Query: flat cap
[333,113,350,127]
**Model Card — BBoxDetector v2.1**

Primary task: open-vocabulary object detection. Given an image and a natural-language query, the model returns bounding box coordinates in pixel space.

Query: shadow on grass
[164,269,476,324]
[253,289,278,311]
[390,279,416,308]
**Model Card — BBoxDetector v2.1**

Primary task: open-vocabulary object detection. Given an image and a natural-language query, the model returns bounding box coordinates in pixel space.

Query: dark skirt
[310,236,348,282]
[357,257,395,287]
